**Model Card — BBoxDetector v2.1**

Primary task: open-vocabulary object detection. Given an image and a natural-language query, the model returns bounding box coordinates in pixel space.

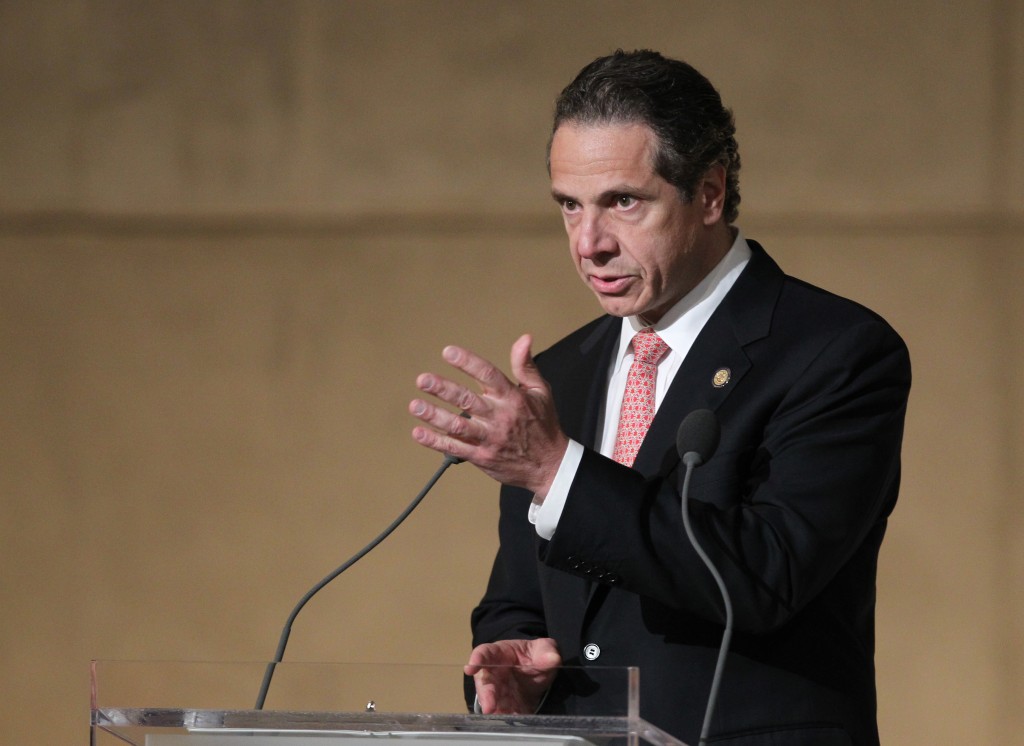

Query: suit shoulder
[725,240,905,355]
[778,274,905,346]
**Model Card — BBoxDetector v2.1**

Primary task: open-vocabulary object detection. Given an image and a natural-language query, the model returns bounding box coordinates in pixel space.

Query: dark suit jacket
[470,242,911,746]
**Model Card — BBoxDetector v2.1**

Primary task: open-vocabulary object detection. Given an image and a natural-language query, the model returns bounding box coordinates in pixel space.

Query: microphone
[676,407,720,467]
[675,409,731,746]
[254,450,464,710]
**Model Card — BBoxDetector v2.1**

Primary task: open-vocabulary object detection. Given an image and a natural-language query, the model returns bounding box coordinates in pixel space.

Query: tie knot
[632,329,669,365]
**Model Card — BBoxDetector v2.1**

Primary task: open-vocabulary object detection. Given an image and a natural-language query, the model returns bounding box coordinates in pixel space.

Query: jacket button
[583,643,601,661]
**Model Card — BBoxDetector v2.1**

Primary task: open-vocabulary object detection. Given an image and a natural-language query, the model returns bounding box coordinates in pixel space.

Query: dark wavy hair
[548,49,741,224]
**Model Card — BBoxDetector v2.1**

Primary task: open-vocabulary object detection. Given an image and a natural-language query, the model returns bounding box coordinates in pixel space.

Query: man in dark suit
[410,50,910,746]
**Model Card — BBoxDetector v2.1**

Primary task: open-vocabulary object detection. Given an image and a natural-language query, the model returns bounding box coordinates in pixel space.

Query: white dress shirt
[529,231,752,540]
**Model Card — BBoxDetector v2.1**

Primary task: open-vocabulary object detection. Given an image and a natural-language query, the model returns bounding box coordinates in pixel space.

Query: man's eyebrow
[600,183,651,199]
[551,184,652,204]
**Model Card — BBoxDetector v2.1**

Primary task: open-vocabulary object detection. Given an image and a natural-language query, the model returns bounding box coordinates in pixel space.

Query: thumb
[510,333,543,389]
[529,637,562,668]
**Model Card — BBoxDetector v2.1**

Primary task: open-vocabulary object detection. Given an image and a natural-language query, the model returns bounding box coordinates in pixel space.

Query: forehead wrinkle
[551,122,657,170]
[549,123,661,202]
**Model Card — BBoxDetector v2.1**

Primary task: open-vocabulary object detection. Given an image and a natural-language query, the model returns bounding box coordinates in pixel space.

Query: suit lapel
[548,315,620,449]
[632,242,782,476]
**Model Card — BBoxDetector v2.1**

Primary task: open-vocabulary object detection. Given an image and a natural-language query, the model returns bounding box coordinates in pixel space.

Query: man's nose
[574,211,615,259]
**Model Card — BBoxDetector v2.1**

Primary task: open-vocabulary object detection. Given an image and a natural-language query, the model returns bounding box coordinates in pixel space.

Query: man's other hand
[464,637,562,715]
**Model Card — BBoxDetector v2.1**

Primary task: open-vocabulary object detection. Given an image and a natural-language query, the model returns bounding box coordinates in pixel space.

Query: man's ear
[700,163,727,225]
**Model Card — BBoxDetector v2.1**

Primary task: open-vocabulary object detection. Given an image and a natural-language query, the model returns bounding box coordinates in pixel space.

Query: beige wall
[2,1,1023,743]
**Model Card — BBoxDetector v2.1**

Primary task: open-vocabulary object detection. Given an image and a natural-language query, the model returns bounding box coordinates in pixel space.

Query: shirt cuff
[528,439,584,540]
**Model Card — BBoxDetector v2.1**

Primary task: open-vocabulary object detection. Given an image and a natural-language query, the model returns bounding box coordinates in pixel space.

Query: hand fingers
[441,345,514,397]
[419,340,537,415]
[409,400,475,461]
[415,372,482,414]
[409,397,474,435]
[470,666,522,715]
[465,645,503,714]
[472,670,498,714]
[465,641,513,674]
[465,639,560,675]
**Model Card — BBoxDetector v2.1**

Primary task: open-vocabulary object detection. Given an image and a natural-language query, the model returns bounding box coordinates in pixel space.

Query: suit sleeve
[470,483,548,645]
[540,317,911,634]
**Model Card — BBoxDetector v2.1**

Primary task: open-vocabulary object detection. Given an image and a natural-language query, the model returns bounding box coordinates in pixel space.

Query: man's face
[549,122,725,324]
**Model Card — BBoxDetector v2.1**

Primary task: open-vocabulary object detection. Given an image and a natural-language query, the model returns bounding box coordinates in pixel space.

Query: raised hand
[410,334,569,496]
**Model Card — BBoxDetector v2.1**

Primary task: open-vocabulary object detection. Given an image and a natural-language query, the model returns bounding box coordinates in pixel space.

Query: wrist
[530,436,570,496]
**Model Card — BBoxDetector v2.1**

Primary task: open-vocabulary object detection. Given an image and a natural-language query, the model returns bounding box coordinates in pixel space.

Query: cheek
[624,232,661,276]
[641,244,683,293]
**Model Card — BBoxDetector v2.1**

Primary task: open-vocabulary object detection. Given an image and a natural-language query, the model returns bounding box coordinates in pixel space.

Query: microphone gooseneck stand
[254,452,463,710]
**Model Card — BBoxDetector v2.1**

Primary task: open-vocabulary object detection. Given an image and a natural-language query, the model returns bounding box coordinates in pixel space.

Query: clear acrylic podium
[90,660,687,745]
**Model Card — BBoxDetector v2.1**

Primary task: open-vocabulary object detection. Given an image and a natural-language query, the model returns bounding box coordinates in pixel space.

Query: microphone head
[676,409,721,466]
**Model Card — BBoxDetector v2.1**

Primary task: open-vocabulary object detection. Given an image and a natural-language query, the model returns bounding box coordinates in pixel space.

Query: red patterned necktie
[612,328,670,466]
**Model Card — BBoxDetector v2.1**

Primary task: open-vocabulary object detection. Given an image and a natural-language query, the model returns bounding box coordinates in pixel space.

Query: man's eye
[562,200,579,212]
[616,195,636,208]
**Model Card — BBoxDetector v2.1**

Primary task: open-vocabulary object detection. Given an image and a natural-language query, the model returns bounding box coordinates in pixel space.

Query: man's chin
[585,276,642,314]
[595,301,670,327]
[594,297,642,319]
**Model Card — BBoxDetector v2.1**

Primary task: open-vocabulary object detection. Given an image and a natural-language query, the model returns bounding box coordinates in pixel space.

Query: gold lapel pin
[712,368,731,388]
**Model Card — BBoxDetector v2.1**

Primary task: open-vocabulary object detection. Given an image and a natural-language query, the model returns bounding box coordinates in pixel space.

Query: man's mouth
[589,274,634,294]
